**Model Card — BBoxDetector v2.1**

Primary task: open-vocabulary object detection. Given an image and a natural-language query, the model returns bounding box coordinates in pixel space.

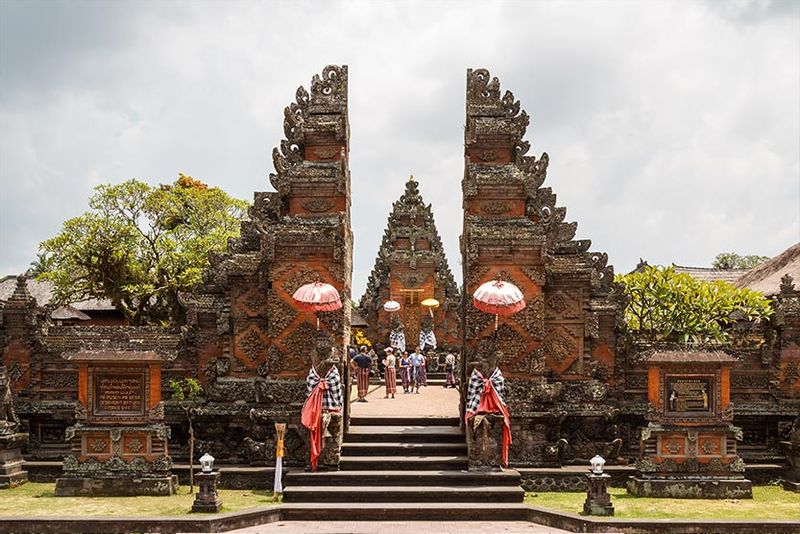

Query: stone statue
[0,367,20,436]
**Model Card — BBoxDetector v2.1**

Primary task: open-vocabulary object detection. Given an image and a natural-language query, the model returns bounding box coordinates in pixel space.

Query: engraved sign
[93,372,145,416]
[665,376,713,414]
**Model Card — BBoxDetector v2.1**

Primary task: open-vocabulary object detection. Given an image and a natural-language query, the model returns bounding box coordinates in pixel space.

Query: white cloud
[0,0,797,294]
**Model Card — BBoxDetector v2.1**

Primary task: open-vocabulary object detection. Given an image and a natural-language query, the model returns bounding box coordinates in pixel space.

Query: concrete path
[350,382,460,418]
[208,520,574,533]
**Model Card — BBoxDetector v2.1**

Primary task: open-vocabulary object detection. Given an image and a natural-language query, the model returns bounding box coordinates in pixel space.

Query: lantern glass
[200,452,215,473]
[590,454,605,474]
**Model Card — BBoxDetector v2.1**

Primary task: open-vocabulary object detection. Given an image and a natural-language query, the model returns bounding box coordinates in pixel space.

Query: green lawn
[0,483,275,516]
[526,486,800,520]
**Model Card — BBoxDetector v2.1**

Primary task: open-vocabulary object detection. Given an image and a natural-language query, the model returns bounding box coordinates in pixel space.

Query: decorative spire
[7,275,34,306]
[780,273,796,296]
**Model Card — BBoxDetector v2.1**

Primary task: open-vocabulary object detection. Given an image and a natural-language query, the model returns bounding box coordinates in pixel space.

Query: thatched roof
[672,265,750,284]
[735,242,800,296]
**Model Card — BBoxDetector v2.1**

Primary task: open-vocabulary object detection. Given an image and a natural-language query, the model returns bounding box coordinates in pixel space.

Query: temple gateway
[1,65,798,500]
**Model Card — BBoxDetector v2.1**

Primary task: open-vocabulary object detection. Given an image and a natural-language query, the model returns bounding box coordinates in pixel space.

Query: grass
[0,483,276,516]
[525,486,800,521]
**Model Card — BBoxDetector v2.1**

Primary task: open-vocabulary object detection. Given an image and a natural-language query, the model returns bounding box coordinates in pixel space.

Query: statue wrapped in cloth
[465,362,511,468]
[301,365,343,471]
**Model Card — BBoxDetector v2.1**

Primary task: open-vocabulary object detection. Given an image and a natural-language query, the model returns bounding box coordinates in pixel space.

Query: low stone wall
[518,464,786,492]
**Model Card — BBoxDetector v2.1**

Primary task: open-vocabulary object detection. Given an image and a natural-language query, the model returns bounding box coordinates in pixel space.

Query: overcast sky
[1,0,798,299]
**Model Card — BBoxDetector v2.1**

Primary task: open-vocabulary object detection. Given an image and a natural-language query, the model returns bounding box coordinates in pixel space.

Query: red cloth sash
[301,378,329,472]
[466,376,512,467]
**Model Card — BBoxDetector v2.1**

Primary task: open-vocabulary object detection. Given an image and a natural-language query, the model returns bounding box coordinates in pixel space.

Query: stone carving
[0,367,20,436]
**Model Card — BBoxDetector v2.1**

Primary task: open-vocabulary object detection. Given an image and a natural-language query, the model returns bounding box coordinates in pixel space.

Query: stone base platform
[627,476,753,499]
[782,478,800,493]
[0,432,28,488]
[54,475,179,496]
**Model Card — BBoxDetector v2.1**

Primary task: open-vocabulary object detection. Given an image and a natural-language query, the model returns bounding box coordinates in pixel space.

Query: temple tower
[183,65,353,465]
[461,68,624,466]
[359,176,460,352]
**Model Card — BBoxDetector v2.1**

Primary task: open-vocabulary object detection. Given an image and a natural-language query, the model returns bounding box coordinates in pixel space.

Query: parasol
[421,298,440,318]
[383,300,401,312]
[292,280,342,329]
[472,279,526,330]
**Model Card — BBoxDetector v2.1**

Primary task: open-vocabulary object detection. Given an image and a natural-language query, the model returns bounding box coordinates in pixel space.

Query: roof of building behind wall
[0,275,116,311]
[735,242,800,296]
[671,265,750,284]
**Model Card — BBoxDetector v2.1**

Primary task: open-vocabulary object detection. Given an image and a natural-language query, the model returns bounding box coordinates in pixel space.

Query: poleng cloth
[301,366,342,471]
[389,330,406,352]
[465,367,511,466]
[419,328,437,350]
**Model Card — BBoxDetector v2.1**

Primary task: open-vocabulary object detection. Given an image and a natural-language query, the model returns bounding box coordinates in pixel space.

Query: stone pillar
[583,473,614,516]
[191,471,222,513]
[0,364,27,488]
[781,413,800,492]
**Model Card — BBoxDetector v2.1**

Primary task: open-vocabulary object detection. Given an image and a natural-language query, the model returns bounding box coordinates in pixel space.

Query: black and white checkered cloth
[465,367,506,414]
[419,329,437,350]
[389,330,406,352]
[306,365,343,410]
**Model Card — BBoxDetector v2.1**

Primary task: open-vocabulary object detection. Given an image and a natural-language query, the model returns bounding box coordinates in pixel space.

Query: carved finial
[780,273,796,296]
[7,275,34,307]
[408,175,414,183]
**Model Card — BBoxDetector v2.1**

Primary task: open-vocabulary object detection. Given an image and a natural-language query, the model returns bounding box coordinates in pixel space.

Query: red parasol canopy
[472,279,526,316]
[292,281,343,312]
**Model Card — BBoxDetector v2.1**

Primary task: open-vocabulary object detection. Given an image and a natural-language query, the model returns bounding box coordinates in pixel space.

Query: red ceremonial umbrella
[292,281,342,329]
[472,279,526,331]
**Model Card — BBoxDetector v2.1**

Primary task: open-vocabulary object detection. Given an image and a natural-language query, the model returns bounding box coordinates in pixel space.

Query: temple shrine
[359,176,460,352]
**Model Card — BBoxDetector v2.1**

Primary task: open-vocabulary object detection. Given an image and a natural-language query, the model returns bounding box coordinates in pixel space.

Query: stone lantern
[583,455,614,516]
[199,452,215,473]
[191,452,222,513]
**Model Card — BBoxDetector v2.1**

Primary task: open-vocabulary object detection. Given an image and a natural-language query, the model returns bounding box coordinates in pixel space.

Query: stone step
[279,502,531,521]
[340,455,469,470]
[346,425,465,443]
[341,441,467,456]
[349,416,460,427]
[282,485,524,503]
[284,469,522,487]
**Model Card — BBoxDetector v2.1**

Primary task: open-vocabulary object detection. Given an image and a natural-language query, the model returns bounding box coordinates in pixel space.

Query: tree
[168,377,203,493]
[615,265,773,343]
[712,252,770,270]
[27,252,54,277]
[40,175,248,325]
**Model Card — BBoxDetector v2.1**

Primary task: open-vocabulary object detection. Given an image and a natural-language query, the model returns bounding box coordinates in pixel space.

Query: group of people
[349,344,458,402]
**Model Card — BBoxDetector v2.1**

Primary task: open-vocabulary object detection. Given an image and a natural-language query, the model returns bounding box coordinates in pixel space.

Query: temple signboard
[55,350,177,497]
[628,350,752,499]
[665,376,713,415]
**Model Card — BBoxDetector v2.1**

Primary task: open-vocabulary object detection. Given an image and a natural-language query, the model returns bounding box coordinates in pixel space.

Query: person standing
[350,346,372,402]
[409,347,424,394]
[444,353,456,388]
[382,348,397,399]
[399,351,412,394]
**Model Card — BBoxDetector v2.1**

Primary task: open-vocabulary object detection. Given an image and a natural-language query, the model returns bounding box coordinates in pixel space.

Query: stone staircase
[282,415,527,520]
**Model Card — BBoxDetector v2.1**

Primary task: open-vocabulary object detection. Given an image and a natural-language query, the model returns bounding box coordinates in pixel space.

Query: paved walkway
[210,520,574,533]
[350,381,460,417]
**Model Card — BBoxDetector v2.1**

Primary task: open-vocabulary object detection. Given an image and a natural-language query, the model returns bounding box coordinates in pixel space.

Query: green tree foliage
[616,265,773,343]
[40,175,248,325]
[712,252,770,270]
[27,252,54,277]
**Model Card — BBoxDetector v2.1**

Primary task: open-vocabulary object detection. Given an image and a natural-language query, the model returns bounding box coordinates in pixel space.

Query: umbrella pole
[495,314,499,332]
[316,314,320,331]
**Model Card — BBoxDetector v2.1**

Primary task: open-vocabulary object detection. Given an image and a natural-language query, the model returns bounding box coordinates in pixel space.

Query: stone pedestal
[583,473,614,516]
[191,471,222,513]
[467,413,505,470]
[627,351,752,499]
[0,432,28,488]
[55,351,177,496]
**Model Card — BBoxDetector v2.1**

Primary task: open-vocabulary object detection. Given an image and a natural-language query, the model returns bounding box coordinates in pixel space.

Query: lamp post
[583,455,614,516]
[191,452,222,513]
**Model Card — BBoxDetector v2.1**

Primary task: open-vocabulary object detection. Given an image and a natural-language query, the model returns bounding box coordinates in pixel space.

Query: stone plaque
[93,371,146,417]
[665,375,713,414]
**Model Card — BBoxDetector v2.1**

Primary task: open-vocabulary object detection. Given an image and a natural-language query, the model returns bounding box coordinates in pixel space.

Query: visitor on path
[351,346,372,402]
[382,347,397,399]
[410,347,425,393]
[399,351,412,394]
[444,353,456,388]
